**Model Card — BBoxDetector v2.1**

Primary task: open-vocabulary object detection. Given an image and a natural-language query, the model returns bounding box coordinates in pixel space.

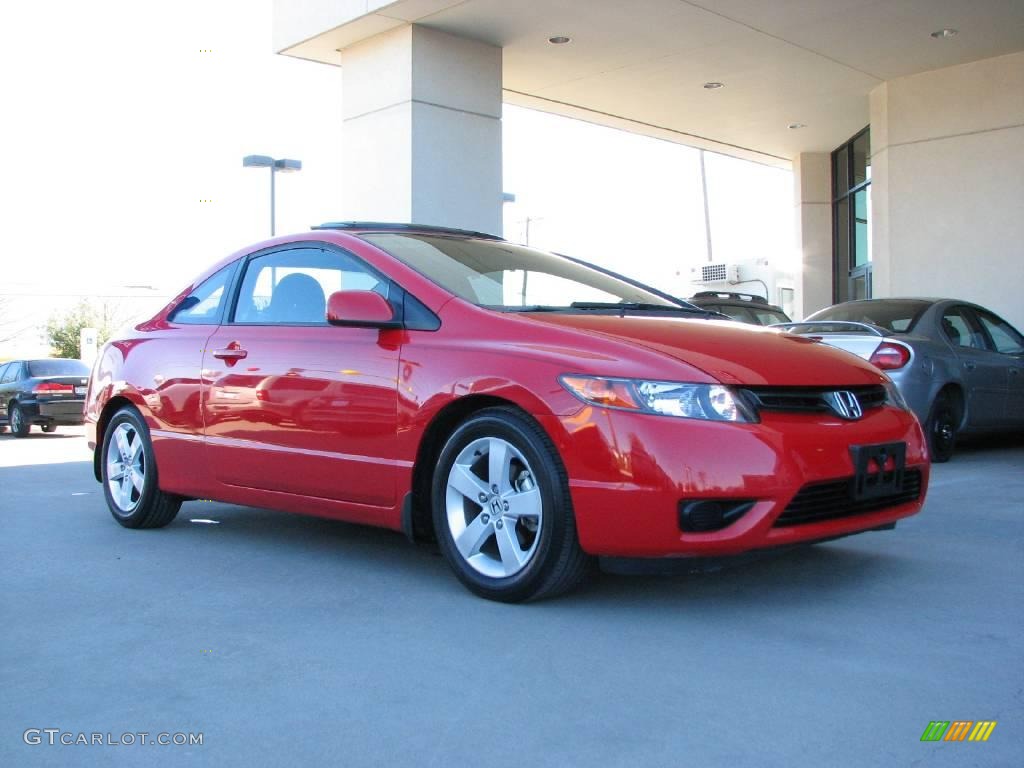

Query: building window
[832,127,871,303]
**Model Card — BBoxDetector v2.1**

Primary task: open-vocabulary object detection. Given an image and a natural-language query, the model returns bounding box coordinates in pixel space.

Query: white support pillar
[339,25,503,234]
[793,153,832,319]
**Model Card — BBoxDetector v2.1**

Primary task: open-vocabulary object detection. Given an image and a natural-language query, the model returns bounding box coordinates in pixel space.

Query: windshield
[360,234,680,310]
[806,300,931,333]
[29,359,89,377]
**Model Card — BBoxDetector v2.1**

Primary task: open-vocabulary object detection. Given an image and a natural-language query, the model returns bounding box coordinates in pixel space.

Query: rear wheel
[101,407,181,528]
[41,423,57,433]
[926,393,958,463]
[10,404,30,437]
[432,407,590,602]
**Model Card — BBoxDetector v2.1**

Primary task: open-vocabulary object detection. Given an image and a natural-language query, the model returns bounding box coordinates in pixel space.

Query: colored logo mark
[920,721,996,742]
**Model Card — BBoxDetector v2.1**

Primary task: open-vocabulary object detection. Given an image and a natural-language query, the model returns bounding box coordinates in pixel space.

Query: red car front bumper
[541,405,929,558]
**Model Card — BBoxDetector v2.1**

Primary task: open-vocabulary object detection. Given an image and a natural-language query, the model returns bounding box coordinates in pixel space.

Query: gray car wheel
[926,393,958,463]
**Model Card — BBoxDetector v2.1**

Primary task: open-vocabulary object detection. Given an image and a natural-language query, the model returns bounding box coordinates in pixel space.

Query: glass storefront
[832,127,871,302]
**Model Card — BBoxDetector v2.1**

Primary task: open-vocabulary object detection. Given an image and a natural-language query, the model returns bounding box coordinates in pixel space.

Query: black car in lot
[0,358,90,437]
[687,291,792,326]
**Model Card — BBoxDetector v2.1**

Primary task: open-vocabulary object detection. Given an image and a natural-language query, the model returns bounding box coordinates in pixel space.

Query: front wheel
[432,407,590,602]
[101,407,181,528]
[926,393,958,463]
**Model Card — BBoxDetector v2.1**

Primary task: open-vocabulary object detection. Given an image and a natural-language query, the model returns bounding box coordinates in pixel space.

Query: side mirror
[326,290,402,329]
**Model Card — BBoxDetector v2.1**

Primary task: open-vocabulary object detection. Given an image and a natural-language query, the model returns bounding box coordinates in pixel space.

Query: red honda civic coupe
[85,223,929,601]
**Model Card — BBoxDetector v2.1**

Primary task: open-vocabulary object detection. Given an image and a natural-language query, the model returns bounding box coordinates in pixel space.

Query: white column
[793,153,833,319]
[339,25,503,235]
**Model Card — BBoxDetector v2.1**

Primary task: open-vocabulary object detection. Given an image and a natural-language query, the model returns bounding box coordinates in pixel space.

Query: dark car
[84,222,928,602]
[687,291,791,326]
[777,298,1024,461]
[0,358,90,437]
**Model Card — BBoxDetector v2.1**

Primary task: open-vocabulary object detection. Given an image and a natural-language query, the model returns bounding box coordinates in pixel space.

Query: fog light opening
[679,499,755,533]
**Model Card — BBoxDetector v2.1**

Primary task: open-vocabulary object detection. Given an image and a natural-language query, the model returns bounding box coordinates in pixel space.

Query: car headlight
[883,379,910,412]
[560,375,757,423]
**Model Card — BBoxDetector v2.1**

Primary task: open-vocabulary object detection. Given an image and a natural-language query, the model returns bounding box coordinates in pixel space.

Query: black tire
[41,423,57,433]
[9,403,30,437]
[926,393,958,463]
[432,406,591,602]
[100,407,181,528]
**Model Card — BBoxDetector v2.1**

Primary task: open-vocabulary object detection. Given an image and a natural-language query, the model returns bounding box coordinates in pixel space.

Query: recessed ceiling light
[548,36,571,45]
[930,28,958,39]
[703,81,724,90]
[788,122,806,130]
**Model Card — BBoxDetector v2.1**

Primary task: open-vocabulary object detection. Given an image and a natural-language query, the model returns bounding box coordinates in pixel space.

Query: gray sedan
[776,298,1024,461]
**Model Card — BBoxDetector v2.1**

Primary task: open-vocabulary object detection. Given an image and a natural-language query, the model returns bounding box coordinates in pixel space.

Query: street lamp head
[274,158,302,173]
[242,155,275,168]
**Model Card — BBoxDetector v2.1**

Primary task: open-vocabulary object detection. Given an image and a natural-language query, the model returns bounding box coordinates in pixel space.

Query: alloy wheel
[106,422,146,513]
[444,436,543,578]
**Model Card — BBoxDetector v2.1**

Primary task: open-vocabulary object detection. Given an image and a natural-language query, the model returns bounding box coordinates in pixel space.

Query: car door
[202,245,401,507]
[974,308,1024,424]
[939,306,1006,427]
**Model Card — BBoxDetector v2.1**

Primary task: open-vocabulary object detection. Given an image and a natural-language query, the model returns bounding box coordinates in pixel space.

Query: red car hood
[525,314,887,386]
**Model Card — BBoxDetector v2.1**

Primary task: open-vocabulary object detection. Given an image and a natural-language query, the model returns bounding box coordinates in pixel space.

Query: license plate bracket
[850,442,906,500]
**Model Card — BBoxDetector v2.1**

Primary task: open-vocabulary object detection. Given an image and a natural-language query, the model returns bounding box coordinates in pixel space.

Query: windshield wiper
[493,305,567,313]
[569,301,721,317]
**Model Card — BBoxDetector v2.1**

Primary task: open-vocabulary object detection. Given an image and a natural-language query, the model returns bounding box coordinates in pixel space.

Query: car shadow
[161,500,912,609]
[954,431,1024,456]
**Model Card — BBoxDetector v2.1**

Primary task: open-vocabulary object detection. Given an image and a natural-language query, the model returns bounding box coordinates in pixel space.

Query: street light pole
[242,155,302,237]
[269,163,276,236]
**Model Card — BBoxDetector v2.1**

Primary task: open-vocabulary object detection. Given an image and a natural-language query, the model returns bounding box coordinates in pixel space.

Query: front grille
[774,469,923,527]
[744,385,887,416]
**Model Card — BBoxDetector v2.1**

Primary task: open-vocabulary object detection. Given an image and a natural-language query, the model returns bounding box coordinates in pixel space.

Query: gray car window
[976,311,1024,355]
[941,309,987,350]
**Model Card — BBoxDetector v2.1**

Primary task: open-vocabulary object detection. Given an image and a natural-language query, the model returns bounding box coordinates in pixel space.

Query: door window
[976,311,1024,355]
[1,363,22,383]
[232,248,388,325]
[170,263,238,325]
[940,308,987,350]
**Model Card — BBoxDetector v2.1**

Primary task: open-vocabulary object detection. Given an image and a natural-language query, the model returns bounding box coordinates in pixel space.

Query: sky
[0,0,793,351]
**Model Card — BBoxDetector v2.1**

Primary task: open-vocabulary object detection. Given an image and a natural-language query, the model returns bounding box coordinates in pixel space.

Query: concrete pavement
[1,427,1021,766]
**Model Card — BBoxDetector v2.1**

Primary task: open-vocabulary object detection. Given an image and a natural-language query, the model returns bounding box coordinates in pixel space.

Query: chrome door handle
[213,347,248,361]
[964,361,976,371]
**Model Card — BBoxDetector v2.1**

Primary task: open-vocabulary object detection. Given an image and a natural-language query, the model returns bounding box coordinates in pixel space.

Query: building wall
[870,51,1024,330]
[793,152,832,319]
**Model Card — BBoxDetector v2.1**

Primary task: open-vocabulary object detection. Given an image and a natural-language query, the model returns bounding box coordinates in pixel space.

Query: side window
[2,363,24,383]
[233,247,388,325]
[940,308,987,350]
[976,311,1024,355]
[170,263,237,325]
[0,364,10,383]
